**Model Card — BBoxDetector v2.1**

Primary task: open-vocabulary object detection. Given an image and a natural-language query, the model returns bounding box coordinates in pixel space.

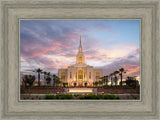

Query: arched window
[61,72,65,81]
[96,72,100,81]
[78,70,83,79]
[74,72,77,81]
[84,72,86,81]
[70,72,72,79]
[89,72,91,79]
[79,57,82,64]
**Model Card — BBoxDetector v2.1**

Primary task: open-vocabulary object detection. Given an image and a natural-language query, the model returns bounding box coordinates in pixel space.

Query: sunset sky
[20,20,140,81]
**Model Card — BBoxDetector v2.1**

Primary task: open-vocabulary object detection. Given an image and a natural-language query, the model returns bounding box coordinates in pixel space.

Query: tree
[22,75,27,87]
[55,76,61,86]
[94,81,99,87]
[93,82,96,86]
[100,76,108,86]
[119,68,126,87]
[125,76,138,88]
[46,72,51,86]
[22,75,36,87]
[63,82,68,87]
[22,75,35,97]
[100,76,107,86]
[93,81,98,87]
[100,77,104,85]
[113,71,119,85]
[102,75,109,86]
[33,68,43,86]
[52,74,56,86]
[98,81,103,86]
[110,73,114,86]
[43,71,47,86]
[46,77,51,86]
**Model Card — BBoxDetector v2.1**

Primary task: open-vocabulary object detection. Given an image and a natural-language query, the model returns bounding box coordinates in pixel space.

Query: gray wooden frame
[0,0,159,119]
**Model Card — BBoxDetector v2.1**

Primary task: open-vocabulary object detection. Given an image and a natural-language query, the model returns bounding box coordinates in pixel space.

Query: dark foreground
[20,86,140,100]
[21,93,140,100]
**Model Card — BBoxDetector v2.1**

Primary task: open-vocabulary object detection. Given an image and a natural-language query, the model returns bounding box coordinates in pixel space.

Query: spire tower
[76,33,85,64]
[79,33,82,52]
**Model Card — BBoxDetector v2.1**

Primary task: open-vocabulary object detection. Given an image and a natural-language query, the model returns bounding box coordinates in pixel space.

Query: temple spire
[79,33,82,52]
[80,33,81,45]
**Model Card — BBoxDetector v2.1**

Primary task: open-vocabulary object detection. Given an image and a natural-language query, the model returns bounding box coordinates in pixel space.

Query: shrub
[65,94,73,99]
[74,94,79,97]
[116,96,120,99]
[60,94,65,99]
[79,95,85,99]
[79,94,100,99]
[56,95,59,99]
[45,95,55,99]
[60,94,73,99]
[104,94,116,99]
[97,95,103,99]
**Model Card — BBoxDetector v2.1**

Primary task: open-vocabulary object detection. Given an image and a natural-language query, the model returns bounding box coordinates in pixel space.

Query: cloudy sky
[20,20,140,81]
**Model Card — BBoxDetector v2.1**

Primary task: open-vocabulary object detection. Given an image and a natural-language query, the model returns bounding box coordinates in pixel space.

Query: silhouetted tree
[46,72,51,86]
[22,75,36,87]
[125,76,139,88]
[113,71,119,85]
[119,68,126,87]
[110,73,114,86]
[33,68,43,86]
[43,71,47,86]
[52,74,56,86]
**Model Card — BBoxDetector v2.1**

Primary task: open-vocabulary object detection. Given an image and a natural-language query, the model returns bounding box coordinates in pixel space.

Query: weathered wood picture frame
[0,0,159,119]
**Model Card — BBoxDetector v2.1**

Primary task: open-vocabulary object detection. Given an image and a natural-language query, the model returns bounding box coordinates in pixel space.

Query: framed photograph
[0,0,159,120]
[20,20,140,101]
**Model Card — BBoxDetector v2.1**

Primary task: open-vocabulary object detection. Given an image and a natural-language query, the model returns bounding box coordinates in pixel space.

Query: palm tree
[101,76,108,86]
[43,71,47,86]
[98,81,103,86]
[113,71,119,85]
[33,68,43,86]
[95,81,98,87]
[56,76,61,86]
[119,68,126,87]
[52,74,56,86]
[110,73,114,86]
[125,76,138,88]
[100,77,105,86]
[93,81,98,87]
[93,82,95,87]
[47,72,51,77]
[105,75,109,86]
[22,75,28,87]
[22,75,36,97]
[46,72,51,86]
[27,75,36,86]
[108,74,110,85]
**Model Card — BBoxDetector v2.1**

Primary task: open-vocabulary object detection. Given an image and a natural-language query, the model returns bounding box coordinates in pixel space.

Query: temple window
[89,72,91,79]
[78,70,83,79]
[70,72,72,79]
[96,72,100,81]
[61,72,65,81]
[79,57,82,64]
[75,72,77,81]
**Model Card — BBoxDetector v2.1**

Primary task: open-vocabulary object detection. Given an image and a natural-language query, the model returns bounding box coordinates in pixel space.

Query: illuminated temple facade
[58,34,103,87]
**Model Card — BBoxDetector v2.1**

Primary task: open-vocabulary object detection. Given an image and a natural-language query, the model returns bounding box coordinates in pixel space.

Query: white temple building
[58,34,103,87]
